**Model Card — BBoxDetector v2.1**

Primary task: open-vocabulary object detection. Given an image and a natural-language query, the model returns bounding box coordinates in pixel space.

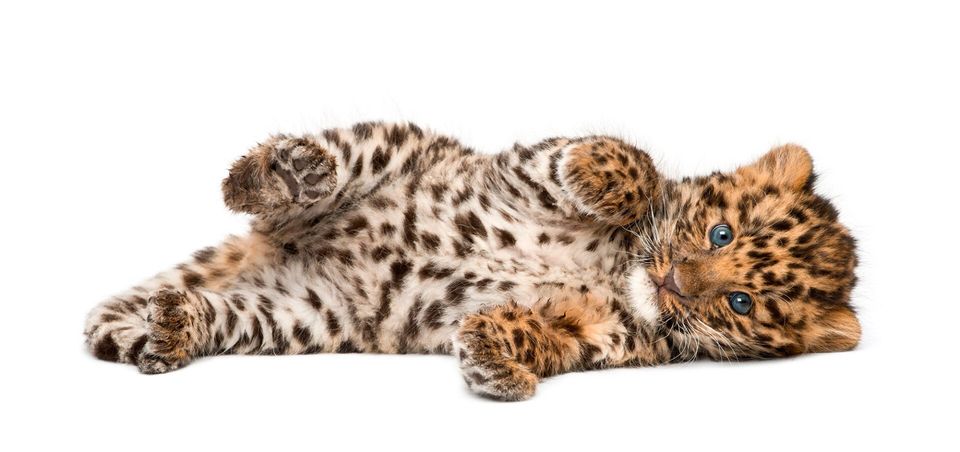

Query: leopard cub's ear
[805,306,862,353]
[737,144,814,192]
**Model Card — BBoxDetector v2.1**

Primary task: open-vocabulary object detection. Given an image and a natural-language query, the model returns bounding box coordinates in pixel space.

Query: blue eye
[728,292,753,315]
[710,224,734,247]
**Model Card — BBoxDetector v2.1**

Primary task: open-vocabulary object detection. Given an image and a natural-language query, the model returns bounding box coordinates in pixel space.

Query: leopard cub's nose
[662,266,683,295]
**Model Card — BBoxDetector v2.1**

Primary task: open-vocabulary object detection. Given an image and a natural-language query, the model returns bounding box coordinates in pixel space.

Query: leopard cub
[85,122,859,401]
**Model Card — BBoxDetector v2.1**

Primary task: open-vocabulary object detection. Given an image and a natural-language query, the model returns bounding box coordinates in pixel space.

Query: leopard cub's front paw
[223,134,338,214]
[559,137,662,225]
[462,360,538,402]
[454,330,539,402]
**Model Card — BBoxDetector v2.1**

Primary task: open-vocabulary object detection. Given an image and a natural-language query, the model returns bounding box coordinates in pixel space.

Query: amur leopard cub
[84,122,860,401]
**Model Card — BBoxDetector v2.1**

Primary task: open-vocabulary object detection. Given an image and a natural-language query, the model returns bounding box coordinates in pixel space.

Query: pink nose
[662,267,683,296]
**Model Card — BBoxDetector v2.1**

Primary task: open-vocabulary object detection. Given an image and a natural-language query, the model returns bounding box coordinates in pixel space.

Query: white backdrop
[2,1,957,450]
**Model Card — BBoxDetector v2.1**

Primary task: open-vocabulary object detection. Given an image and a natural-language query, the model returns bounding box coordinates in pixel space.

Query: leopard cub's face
[634,145,860,360]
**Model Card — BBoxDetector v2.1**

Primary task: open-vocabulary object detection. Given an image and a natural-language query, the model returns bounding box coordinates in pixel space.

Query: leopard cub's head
[636,145,860,360]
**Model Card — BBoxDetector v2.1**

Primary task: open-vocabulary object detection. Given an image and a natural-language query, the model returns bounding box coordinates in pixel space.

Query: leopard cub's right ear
[806,306,862,353]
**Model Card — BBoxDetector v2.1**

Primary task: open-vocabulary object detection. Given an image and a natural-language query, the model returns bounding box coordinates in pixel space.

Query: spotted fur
[84,123,860,401]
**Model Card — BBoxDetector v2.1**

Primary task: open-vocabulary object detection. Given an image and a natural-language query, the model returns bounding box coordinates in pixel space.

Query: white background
[2,1,957,450]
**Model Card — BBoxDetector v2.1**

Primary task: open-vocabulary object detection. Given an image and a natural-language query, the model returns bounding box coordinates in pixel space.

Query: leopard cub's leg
[222,134,338,215]
[454,292,652,401]
[559,137,663,225]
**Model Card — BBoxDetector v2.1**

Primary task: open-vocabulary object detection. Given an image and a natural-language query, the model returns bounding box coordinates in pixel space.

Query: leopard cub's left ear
[738,144,814,192]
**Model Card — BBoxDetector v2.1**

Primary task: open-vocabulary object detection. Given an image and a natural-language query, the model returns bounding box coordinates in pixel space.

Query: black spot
[701,184,727,209]
[445,279,472,305]
[407,123,424,139]
[371,147,390,173]
[337,249,355,266]
[805,196,839,221]
[300,288,322,311]
[352,122,374,141]
[537,190,558,210]
[128,335,148,362]
[182,271,204,289]
[380,222,397,236]
[192,247,216,264]
[452,187,474,205]
[421,232,441,251]
[402,206,418,246]
[580,343,601,365]
[375,282,394,328]
[784,284,804,300]
[100,313,121,323]
[225,308,238,335]
[453,241,471,257]
[512,329,525,348]
[424,302,446,329]
[418,262,455,280]
[343,216,369,236]
[494,228,516,248]
[455,211,487,240]
[386,124,407,147]
[808,287,844,305]
[513,166,557,210]
[747,250,774,261]
[517,147,535,161]
[430,183,448,201]
[397,298,424,353]
[336,340,360,353]
[478,193,492,211]
[788,208,808,223]
[371,246,392,262]
[351,157,364,178]
[771,220,793,231]
[765,299,785,322]
[325,310,342,337]
[293,323,313,346]
[390,259,413,288]
[93,335,120,362]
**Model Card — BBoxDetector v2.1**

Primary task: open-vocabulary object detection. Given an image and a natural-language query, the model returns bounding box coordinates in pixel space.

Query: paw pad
[268,139,337,202]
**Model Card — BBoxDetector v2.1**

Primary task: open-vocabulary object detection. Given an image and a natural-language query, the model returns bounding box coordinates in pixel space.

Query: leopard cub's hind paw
[223,135,338,214]
[136,288,195,375]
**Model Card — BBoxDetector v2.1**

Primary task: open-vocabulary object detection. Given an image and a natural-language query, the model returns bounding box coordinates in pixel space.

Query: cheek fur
[626,266,659,325]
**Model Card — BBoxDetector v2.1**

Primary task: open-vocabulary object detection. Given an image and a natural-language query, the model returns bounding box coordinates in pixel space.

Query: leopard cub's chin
[626,265,660,326]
